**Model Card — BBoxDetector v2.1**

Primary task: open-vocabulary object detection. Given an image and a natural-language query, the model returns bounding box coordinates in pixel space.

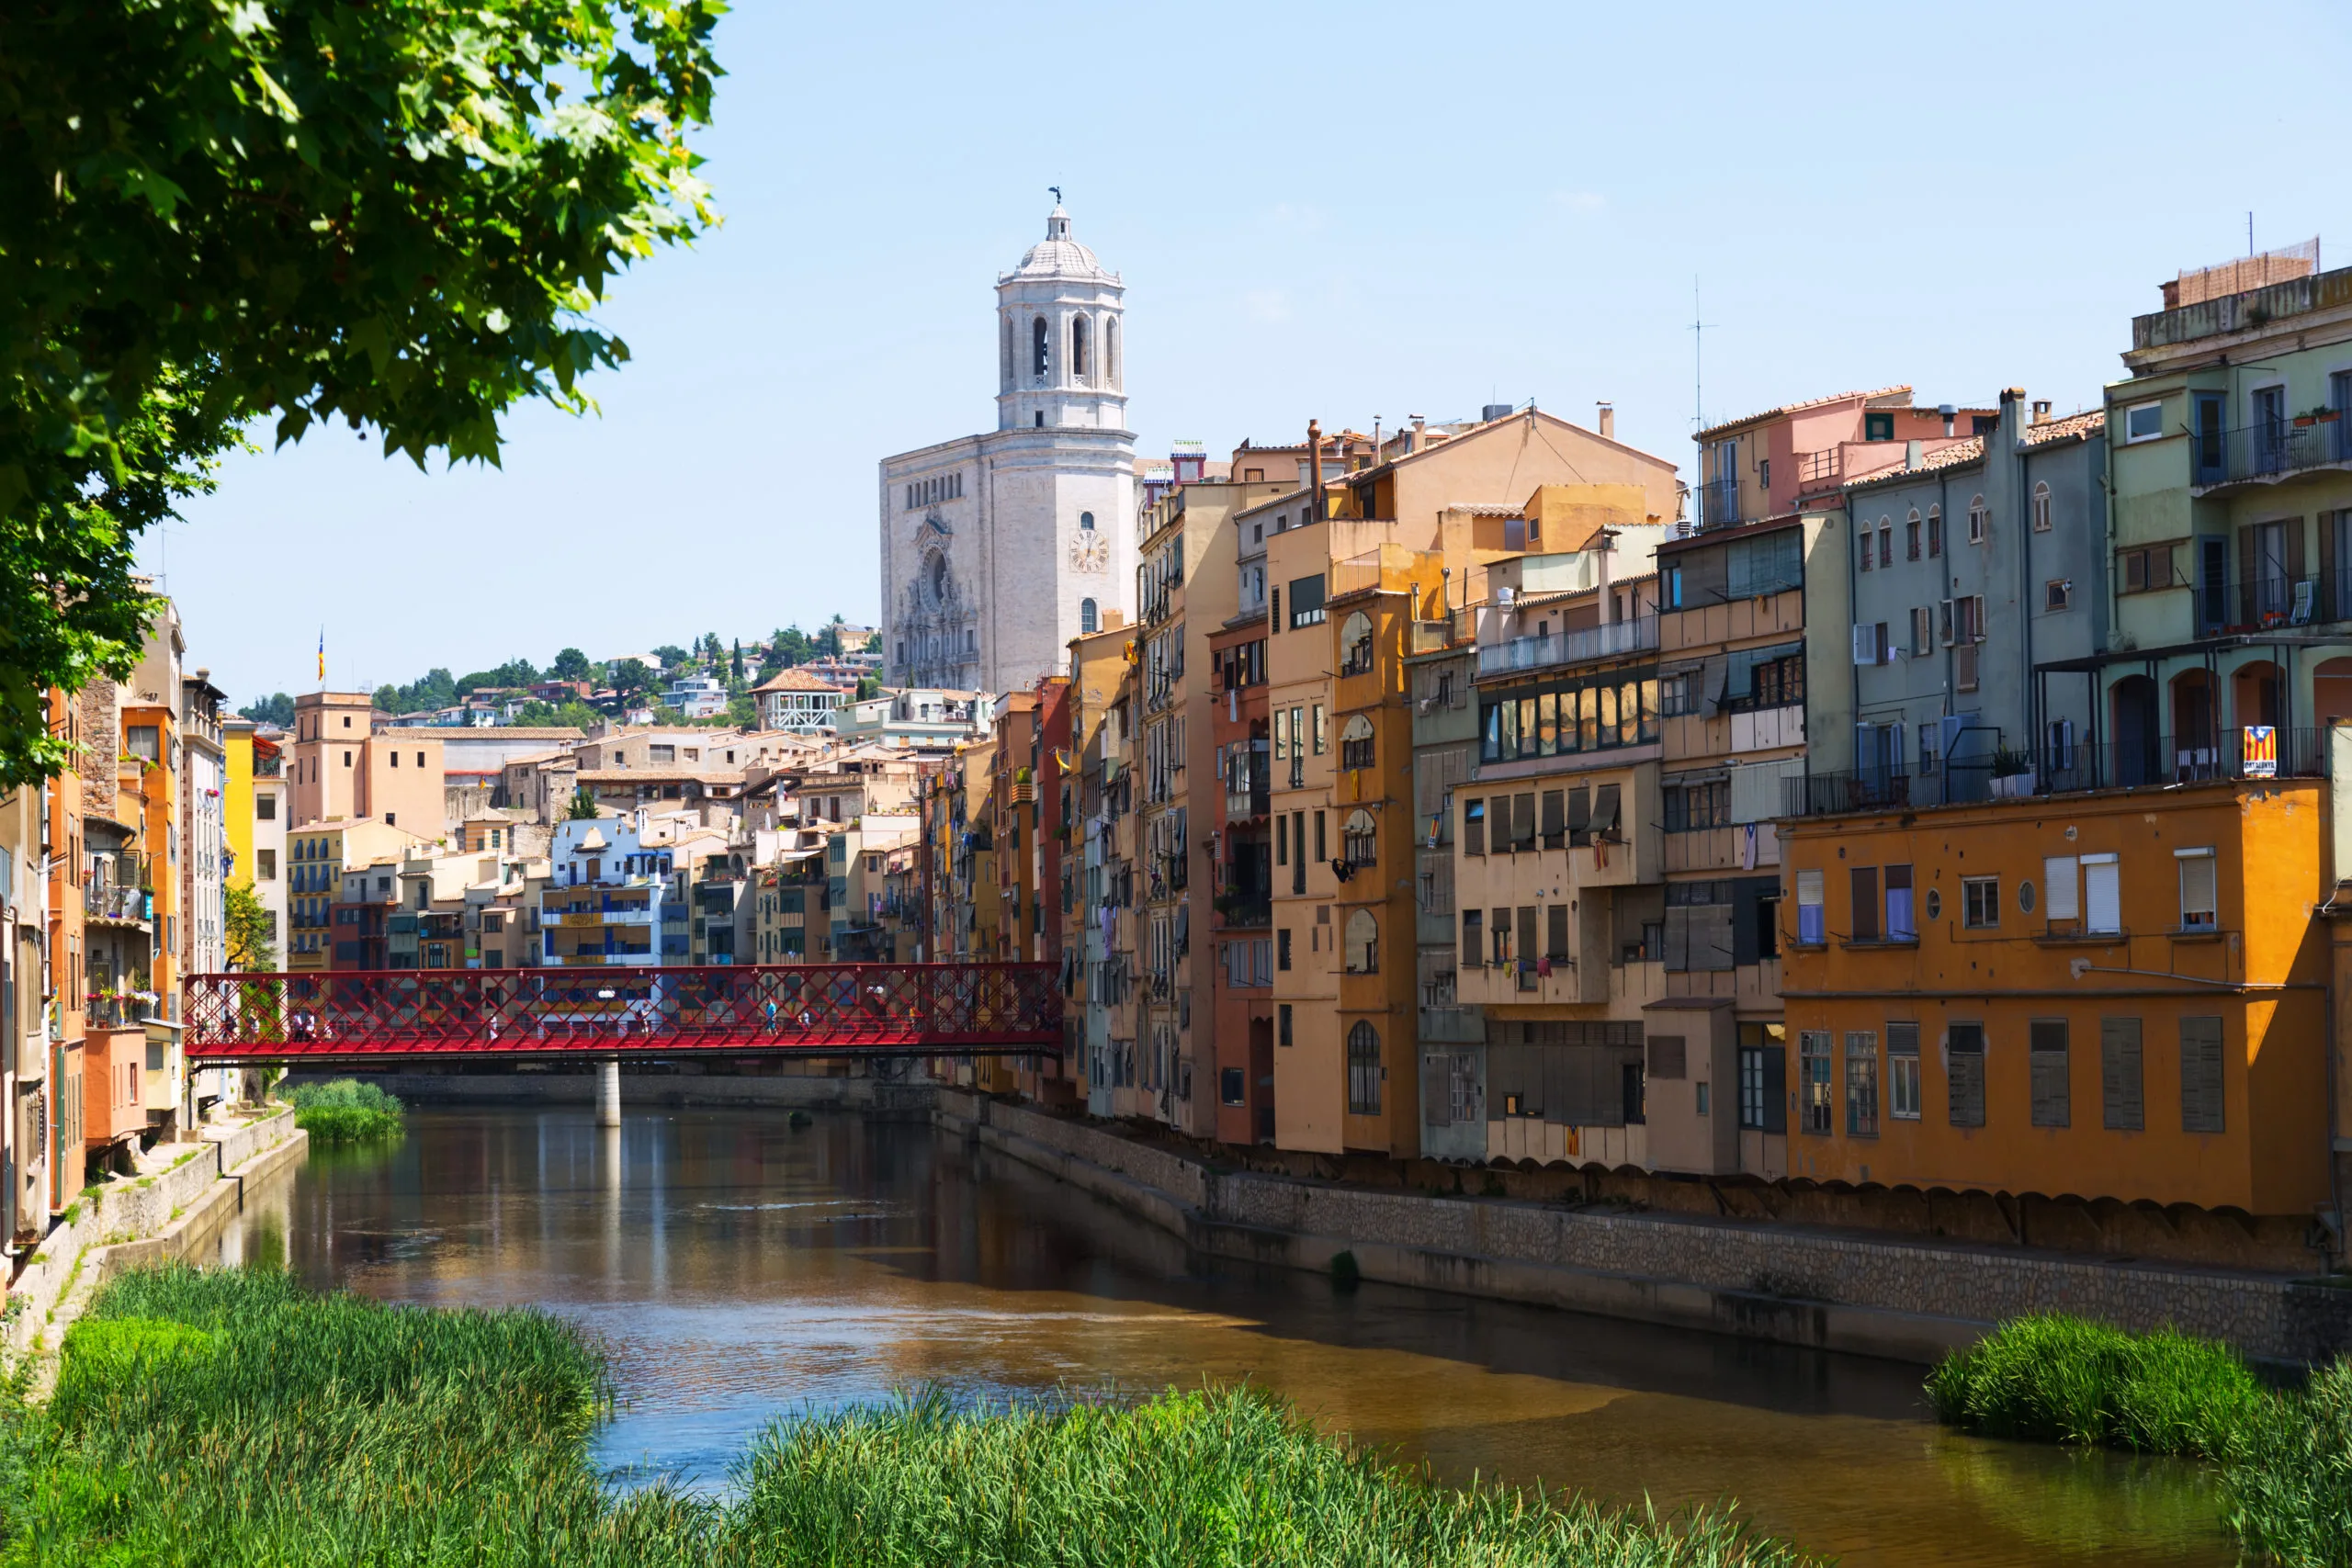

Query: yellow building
[1778,777,2330,1222]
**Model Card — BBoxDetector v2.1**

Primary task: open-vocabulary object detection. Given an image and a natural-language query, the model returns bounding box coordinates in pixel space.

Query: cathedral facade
[878,205,1135,694]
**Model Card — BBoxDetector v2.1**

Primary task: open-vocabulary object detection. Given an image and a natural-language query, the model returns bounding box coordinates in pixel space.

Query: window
[1660,673,1694,716]
[1339,612,1374,675]
[1288,574,1327,628]
[390,750,399,767]
[256,849,277,880]
[1070,314,1090,380]
[1864,412,1895,442]
[1948,1021,1987,1127]
[1220,1066,1245,1106]
[1845,1032,1879,1136]
[2083,853,2120,933]
[1849,866,1880,941]
[1798,1031,1834,1134]
[1277,928,1291,971]
[2180,1016,2224,1133]
[1032,315,1048,378]
[1463,798,1485,856]
[2030,1019,2070,1127]
[1725,530,1803,599]
[1343,909,1378,973]
[1312,704,1326,755]
[125,724,160,761]
[1967,495,1988,544]
[1887,1022,1921,1120]
[1347,1021,1382,1113]
[2125,401,2165,443]
[1737,1023,1786,1132]
[1666,566,1684,609]
[1859,530,1872,572]
[2101,1018,2144,1131]
[1545,903,1570,962]
[1879,525,1892,568]
[2045,579,2073,612]
[1340,715,1374,772]
[1885,864,1914,938]
[2043,855,2080,922]
[2177,848,2217,931]
[1278,1003,1293,1046]
[1461,908,1482,967]
[1080,598,1099,635]
[1796,868,1825,943]
[1340,808,1376,867]
[1906,510,1922,559]
[2032,481,2053,532]
[1962,875,1999,929]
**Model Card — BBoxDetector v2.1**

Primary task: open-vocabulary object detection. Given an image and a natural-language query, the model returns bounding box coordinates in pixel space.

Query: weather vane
[1049,185,1062,205]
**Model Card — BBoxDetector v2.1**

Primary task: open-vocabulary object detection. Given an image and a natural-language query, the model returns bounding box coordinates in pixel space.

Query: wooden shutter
[1648,1036,1687,1080]
[2100,1017,2143,1131]
[2325,513,2342,620]
[2029,1019,2070,1128]
[1662,905,1690,971]
[1850,867,1880,941]
[1545,903,1569,961]
[1421,1055,1451,1126]
[2239,527,2256,626]
[2288,519,2308,588]
[2180,1016,2225,1133]
[2084,857,2120,934]
[1947,1025,1986,1128]
[1464,798,1484,856]
[1566,787,1591,841]
[1541,789,1566,849]
[1511,793,1536,851]
[1694,902,1736,972]
[1516,906,1537,972]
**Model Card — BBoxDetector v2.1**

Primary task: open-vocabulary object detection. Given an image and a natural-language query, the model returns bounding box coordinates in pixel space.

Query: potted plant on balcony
[1990,746,2034,798]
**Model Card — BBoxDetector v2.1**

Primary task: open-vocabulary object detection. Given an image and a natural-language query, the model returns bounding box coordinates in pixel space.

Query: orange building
[1778,777,2330,1218]
[43,688,86,1218]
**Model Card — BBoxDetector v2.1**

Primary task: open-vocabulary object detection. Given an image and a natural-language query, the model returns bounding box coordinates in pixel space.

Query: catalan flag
[317,626,325,682]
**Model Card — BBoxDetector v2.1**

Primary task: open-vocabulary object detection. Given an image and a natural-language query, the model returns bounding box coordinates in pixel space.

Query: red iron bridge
[184,964,1063,1066]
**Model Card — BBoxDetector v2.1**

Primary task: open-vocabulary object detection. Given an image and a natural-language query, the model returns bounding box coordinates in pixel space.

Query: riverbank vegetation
[1930,1313,2352,1563]
[280,1078,405,1144]
[0,1263,1809,1566]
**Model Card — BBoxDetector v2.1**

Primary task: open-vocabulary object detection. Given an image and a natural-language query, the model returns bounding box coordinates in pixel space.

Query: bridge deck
[184,963,1062,1064]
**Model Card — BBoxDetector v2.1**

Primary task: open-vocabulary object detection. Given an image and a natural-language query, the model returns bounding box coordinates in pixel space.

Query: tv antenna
[1690,276,1717,434]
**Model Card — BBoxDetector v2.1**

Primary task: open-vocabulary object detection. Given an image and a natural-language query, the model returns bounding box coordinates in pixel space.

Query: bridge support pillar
[596,1057,621,1127]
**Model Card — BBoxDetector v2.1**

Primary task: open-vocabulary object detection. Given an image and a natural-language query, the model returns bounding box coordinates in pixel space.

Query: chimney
[1906,438,1923,469]
[1410,414,1426,454]
[1306,419,1324,520]
[1938,402,1956,437]
[1597,401,1615,441]
[2032,400,2052,426]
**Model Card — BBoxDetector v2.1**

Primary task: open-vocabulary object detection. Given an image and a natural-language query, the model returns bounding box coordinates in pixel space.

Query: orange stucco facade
[1779,780,2331,1216]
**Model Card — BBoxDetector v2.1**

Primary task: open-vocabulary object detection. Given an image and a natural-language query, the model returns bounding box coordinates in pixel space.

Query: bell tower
[996,203,1127,434]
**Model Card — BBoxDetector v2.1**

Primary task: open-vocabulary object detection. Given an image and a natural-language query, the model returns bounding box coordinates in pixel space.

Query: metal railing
[2190,570,2352,633]
[1794,448,1842,488]
[1698,477,1743,531]
[1476,615,1659,676]
[1784,728,2326,817]
[2193,417,2352,488]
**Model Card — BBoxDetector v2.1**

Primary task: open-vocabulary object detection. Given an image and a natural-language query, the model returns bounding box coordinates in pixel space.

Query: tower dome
[1011,206,1107,279]
[996,200,1126,434]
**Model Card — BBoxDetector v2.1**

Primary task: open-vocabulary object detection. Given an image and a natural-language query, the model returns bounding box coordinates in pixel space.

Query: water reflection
[209,1106,2232,1568]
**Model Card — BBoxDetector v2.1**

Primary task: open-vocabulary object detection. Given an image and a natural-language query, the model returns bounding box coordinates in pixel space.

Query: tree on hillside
[651,645,688,671]
[457,659,537,694]
[241,693,295,727]
[726,691,757,729]
[549,648,593,683]
[729,639,745,682]
[0,0,723,786]
[608,659,654,703]
[566,788,600,820]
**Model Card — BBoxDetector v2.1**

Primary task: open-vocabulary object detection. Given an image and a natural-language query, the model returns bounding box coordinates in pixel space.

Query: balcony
[1793,448,1842,489]
[1782,728,2327,818]
[2190,570,2352,634]
[1410,610,1475,654]
[2192,416,2352,491]
[85,880,153,928]
[1476,615,1659,677]
[1698,477,1743,532]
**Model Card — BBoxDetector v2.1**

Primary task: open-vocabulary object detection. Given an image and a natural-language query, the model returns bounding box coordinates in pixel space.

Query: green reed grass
[2219,1357,2352,1566]
[280,1077,405,1143]
[1927,1312,2267,1457]
[0,1263,1815,1568]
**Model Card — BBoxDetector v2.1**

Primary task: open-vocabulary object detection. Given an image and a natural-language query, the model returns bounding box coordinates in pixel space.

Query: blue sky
[161,0,2350,707]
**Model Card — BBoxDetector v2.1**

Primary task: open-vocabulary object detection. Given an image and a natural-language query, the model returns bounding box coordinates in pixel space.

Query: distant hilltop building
[878,201,1136,694]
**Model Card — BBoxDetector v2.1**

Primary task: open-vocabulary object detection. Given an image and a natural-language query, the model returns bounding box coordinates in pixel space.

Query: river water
[209,1105,2233,1567]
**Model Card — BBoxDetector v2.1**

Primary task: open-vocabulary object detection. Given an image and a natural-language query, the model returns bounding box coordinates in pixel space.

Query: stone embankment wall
[945,1091,2352,1367]
[5,1109,304,1359]
[336,1070,935,1118]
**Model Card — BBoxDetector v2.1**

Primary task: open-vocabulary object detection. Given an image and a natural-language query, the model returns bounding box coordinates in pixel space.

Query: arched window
[1905,508,1922,559]
[1859,525,1873,572]
[1105,316,1119,388]
[2032,481,2052,532]
[1080,511,1096,531]
[1071,314,1091,381]
[1341,807,1377,866]
[1927,504,1943,558]
[1346,1019,1382,1111]
[1001,313,1014,388]
[1968,494,1988,545]
[1339,610,1374,675]
[1340,714,1375,772]
[1080,598,1099,634]
[1032,316,1048,379]
[1344,909,1379,976]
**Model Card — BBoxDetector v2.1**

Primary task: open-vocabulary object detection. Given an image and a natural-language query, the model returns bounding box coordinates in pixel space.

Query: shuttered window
[1541,789,1566,850]
[2180,1016,2225,1133]
[2100,1017,2143,1131]
[1461,909,1482,968]
[1850,867,1880,941]
[1545,903,1570,961]
[1887,1022,1921,1119]
[1885,863,1914,939]
[1510,793,1537,852]
[1463,798,1485,856]
[2177,850,2218,931]
[1516,907,1537,974]
[2029,1019,2070,1128]
[1798,1031,1834,1134]
[1649,1035,1688,1080]
[1421,1055,1452,1126]
[1845,1032,1879,1136]
[1566,786,1592,842]
[1948,1022,1986,1128]
[2043,856,2080,921]
[2083,854,2120,934]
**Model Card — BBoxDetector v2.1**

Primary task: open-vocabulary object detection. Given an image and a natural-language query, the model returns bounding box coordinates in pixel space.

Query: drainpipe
[2014,391,2038,767]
